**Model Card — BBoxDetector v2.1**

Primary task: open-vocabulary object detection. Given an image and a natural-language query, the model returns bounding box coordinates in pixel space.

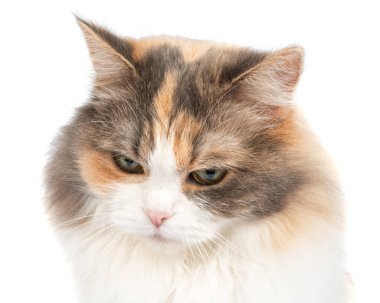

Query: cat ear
[233,47,304,106]
[75,16,136,83]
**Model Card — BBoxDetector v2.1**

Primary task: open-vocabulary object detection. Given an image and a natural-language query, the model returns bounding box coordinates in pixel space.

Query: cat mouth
[139,232,188,255]
[150,233,176,244]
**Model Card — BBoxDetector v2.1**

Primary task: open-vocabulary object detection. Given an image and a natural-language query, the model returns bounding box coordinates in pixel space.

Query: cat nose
[146,210,172,228]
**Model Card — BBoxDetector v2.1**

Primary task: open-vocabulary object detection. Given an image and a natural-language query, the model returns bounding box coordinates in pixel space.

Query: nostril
[146,210,172,228]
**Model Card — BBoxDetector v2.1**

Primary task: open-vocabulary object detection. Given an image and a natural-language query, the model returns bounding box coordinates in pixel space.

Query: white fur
[58,138,347,303]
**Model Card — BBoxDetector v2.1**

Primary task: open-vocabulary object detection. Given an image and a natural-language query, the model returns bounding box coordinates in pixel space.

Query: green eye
[189,169,227,186]
[113,155,144,174]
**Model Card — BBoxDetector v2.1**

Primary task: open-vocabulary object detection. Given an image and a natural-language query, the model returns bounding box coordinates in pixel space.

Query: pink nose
[146,210,172,228]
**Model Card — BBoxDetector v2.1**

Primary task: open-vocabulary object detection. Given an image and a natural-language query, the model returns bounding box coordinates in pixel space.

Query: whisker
[213,232,260,269]
[77,224,117,248]
[100,228,124,259]
[206,237,247,283]
[53,212,114,229]
[194,242,207,265]
[58,216,114,237]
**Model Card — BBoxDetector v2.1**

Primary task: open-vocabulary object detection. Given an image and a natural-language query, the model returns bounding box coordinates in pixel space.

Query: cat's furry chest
[63,224,346,303]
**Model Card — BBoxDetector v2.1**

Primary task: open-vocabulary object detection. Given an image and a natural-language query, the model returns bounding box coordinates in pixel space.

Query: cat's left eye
[113,155,144,174]
[189,169,227,186]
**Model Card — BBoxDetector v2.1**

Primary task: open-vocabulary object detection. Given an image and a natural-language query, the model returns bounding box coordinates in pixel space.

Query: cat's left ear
[232,47,304,106]
[75,16,136,84]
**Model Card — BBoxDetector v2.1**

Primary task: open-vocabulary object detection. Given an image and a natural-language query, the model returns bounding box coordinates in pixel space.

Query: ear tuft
[237,46,304,106]
[75,16,136,84]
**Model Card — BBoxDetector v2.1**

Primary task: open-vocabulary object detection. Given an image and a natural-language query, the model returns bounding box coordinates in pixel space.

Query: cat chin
[140,235,188,255]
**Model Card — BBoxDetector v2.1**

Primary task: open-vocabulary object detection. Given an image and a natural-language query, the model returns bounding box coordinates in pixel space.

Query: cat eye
[113,155,144,174]
[189,169,227,186]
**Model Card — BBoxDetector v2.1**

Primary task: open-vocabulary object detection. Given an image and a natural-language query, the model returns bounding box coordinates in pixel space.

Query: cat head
[47,17,306,253]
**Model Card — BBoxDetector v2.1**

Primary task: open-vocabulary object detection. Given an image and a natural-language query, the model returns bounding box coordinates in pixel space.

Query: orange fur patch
[255,111,343,254]
[79,148,146,193]
[260,181,343,254]
[153,72,176,135]
[170,112,202,169]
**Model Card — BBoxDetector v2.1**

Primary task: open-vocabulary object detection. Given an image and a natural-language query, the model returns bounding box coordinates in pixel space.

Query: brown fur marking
[132,36,214,62]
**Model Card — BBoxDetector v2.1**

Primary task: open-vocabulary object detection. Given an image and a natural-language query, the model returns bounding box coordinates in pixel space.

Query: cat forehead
[87,33,272,131]
[88,74,262,170]
[128,37,268,116]
[80,34,294,171]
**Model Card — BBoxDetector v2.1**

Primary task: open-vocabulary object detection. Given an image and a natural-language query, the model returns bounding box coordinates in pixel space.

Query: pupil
[125,159,135,167]
[206,170,215,176]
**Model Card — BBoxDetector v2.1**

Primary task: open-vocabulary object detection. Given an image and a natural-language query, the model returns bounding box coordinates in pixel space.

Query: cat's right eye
[113,154,144,174]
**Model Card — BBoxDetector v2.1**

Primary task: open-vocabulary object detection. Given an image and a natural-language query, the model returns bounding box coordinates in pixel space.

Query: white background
[0,0,379,302]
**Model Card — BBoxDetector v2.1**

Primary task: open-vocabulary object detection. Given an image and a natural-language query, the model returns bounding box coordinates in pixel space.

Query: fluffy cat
[45,17,348,303]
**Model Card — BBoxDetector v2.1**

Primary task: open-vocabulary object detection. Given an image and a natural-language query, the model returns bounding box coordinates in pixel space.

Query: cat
[45,17,348,303]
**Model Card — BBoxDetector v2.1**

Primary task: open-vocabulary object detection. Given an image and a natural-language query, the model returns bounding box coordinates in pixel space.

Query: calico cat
[45,17,348,303]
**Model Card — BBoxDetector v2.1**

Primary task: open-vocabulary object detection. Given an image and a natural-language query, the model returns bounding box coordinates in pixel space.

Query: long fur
[45,18,348,302]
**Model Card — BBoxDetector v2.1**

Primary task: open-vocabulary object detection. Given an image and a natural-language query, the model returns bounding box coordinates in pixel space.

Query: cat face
[47,18,305,253]
[80,138,230,252]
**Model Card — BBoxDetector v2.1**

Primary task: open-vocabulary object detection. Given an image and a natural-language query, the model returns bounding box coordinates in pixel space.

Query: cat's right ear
[75,16,137,84]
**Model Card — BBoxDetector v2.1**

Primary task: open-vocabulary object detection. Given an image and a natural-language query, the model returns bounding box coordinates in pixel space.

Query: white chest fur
[62,222,347,303]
